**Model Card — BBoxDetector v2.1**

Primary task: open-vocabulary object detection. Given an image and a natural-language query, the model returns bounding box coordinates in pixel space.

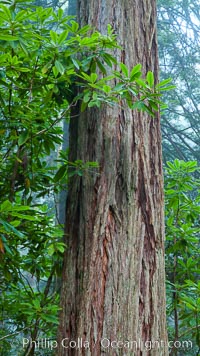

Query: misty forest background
[0,0,199,355]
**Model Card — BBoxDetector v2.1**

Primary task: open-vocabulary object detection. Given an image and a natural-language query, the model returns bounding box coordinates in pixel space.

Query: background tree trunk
[58,0,168,355]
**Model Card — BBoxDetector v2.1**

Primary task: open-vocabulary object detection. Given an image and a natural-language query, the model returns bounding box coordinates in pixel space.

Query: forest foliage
[165,160,200,355]
[158,0,200,163]
[0,0,199,355]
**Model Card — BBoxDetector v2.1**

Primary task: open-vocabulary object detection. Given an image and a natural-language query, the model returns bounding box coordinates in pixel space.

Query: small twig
[33,101,76,138]
[0,325,33,341]
[169,325,200,355]
[179,324,200,338]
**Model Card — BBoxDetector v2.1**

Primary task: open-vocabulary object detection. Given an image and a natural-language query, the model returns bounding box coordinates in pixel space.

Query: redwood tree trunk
[58,0,168,355]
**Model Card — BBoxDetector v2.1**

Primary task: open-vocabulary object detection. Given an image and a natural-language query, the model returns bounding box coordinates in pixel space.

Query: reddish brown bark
[57,0,168,355]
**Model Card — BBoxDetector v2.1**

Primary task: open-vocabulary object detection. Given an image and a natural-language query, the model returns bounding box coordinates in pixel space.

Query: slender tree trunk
[58,120,69,225]
[58,0,168,355]
[57,0,77,225]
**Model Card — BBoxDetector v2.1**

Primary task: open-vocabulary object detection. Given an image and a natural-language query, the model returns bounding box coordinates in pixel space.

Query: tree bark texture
[58,0,168,355]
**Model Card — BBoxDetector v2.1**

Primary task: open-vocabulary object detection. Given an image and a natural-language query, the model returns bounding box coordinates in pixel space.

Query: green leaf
[15,10,29,22]
[41,314,59,324]
[149,99,159,111]
[81,100,88,112]
[50,30,57,44]
[78,72,91,82]
[132,101,146,111]
[4,242,12,255]
[90,73,98,83]
[0,200,12,212]
[77,24,91,35]
[135,78,147,88]
[0,5,12,21]
[58,30,68,45]
[83,91,91,103]
[102,53,116,67]
[71,57,80,70]
[9,205,31,212]
[0,34,18,41]
[124,91,132,108]
[114,83,125,92]
[130,64,142,80]
[96,59,107,75]
[56,243,65,253]
[159,85,176,91]
[55,60,65,75]
[32,299,41,310]
[0,218,25,238]
[120,62,129,77]
[47,244,55,256]
[90,59,96,73]
[11,213,36,221]
[156,78,172,88]
[146,71,154,87]
[14,67,30,72]
[54,165,67,183]
[129,71,142,81]
[103,85,111,94]
[57,8,64,20]
[92,92,98,100]
[53,66,59,77]
[18,130,29,146]
[88,100,101,108]
[71,20,79,33]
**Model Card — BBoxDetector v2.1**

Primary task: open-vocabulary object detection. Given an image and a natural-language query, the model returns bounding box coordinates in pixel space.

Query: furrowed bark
[57,1,168,355]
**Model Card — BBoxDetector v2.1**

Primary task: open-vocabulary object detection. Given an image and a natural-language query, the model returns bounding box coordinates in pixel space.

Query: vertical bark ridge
[58,1,168,355]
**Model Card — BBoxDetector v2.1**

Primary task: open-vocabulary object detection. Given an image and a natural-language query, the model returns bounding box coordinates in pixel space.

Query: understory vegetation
[0,1,199,355]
